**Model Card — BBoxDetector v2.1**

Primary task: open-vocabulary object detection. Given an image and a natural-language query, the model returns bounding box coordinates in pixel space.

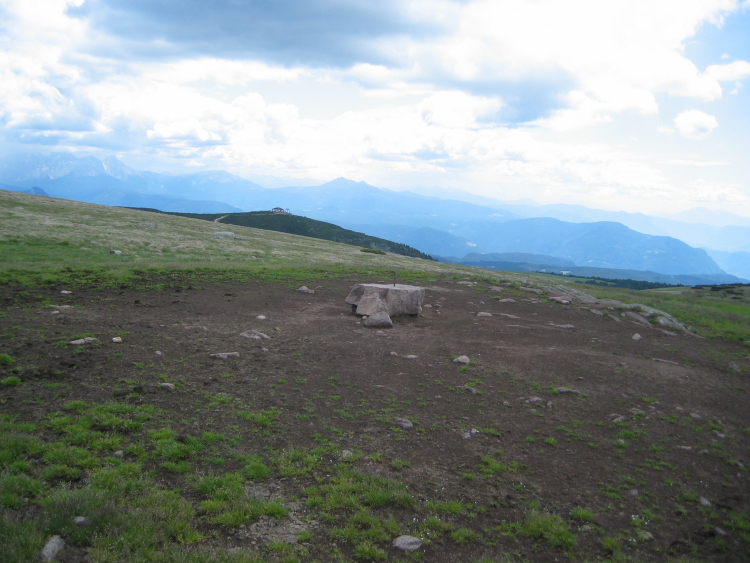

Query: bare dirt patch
[1,275,749,562]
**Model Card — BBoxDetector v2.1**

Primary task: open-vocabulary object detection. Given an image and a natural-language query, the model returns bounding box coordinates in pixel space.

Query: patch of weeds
[195,472,288,526]
[0,472,44,507]
[1,375,21,386]
[571,507,594,522]
[422,516,454,538]
[243,455,271,480]
[544,437,557,446]
[354,541,387,560]
[0,353,16,366]
[305,468,414,511]
[275,447,324,477]
[161,461,192,473]
[42,487,117,546]
[521,511,576,550]
[426,500,465,515]
[390,460,410,471]
[452,527,480,544]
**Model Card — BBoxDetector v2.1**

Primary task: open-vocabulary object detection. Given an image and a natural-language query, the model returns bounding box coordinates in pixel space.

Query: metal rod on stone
[393,271,396,287]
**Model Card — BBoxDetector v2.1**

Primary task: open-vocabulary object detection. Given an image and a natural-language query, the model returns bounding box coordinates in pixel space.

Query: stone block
[345,284,424,317]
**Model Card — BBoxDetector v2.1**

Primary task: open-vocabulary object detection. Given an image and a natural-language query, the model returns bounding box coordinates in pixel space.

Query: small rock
[160,383,175,391]
[73,516,89,526]
[212,231,236,239]
[459,385,477,394]
[520,286,543,294]
[69,337,99,345]
[529,396,543,404]
[636,531,654,542]
[297,286,315,294]
[499,298,516,303]
[209,352,240,359]
[715,527,728,537]
[375,330,386,336]
[632,333,642,341]
[341,450,353,458]
[392,535,423,551]
[453,355,470,364]
[489,286,504,292]
[556,387,580,394]
[677,446,691,450]
[394,418,413,429]
[615,439,626,446]
[549,296,571,304]
[629,489,639,497]
[546,401,553,409]
[477,312,492,317]
[155,351,163,356]
[549,322,575,329]
[112,336,122,343]
[499,313,520,319]
[113,450,124,458]
[423,304,432,308]
[456,281,475,286]
[390,352,398,357]
[699,496,710,507]
[50,310,60,315]
[110,250,122,255]
[690,413,702,420]
[256,315,267,320]
[363,311,393,328]
[60,290,72,295]
[589,309,604,316]
[40,535,65,562]
[240,330,270,340]
[261,348,269,352]
[405,355,418,360]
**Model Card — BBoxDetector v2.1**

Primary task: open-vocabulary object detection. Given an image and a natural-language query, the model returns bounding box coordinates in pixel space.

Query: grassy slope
[1,190,748,343]
[132,209,434,260]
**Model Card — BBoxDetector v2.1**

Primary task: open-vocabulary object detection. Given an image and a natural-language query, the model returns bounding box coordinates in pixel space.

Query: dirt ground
[1,275,749,562]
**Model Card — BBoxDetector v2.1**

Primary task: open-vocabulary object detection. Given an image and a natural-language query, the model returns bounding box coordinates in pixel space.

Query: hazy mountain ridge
[2,151,748,281]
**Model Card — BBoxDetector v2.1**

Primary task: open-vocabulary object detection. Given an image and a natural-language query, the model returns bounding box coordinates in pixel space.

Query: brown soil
[1,275,749,562]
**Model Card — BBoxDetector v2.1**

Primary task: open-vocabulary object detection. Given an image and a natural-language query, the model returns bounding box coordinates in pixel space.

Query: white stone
[632,333,642,341]
[69,337,99,345]
[209,352,240,359]
[112,337,122,343]
[394,418,413,429]
[40,535,65,562]
[160,383,175,391]
[453,355,470,364]
[110,250,122,255]
[346,283,424,317]
[477,312,492,317]
[240,330,270,340]
[60,290,72,295]
[297,286,315,294]
[392,535,423,551]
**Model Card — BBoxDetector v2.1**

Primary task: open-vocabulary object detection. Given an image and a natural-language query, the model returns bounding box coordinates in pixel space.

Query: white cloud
[705,60,750,82]
[673,110,719,139]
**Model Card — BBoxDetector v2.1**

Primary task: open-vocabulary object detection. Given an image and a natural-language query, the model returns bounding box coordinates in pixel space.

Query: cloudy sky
[1,0,749,215]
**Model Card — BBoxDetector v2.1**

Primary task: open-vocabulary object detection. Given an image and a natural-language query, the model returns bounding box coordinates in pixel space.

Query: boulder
[346,284,424,317]
[40,536,65,562]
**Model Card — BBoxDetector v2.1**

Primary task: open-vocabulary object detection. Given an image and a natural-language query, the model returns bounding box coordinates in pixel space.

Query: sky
[1,0,750,215]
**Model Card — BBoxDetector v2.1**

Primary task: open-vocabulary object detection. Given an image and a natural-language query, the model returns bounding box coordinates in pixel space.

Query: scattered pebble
[50,311,60,315]
[109,250,122,255]
[375,330,387,336]
[392,535,423,551]
[499,313,520,319]
[459,385,477,394]
[528,396,543,404]
[155,351,163,356]
[209,352,240,359]
[296,286,315,294]
[498,298,516,303]
[113,450,124,458]
[549,296,571,304]
[261,348,269,352]
[60,290,72,295]
[715,527,728,537]
[390,352,398,357]
[632,333,642,341]
[629,489,639,497]
[240,330,270,340]
[160,383,175,391]
[637,531,654,542]
[453,355,470,364]
[73,516,89,526]
[699,497,711,507]
[394,418,413,429]
[69,337,99,345]
[477,312,492,317]
[405,355,418,360]
[256,315,266,320]
[112,337,122,343]
[341,450,353,458]
[556,387,580,394]
[690,413,702,420]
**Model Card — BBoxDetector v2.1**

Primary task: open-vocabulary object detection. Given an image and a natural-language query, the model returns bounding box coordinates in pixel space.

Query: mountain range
[1,152,749,283]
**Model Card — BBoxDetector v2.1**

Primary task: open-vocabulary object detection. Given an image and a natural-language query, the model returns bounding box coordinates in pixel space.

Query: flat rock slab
[346,284,424,317]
